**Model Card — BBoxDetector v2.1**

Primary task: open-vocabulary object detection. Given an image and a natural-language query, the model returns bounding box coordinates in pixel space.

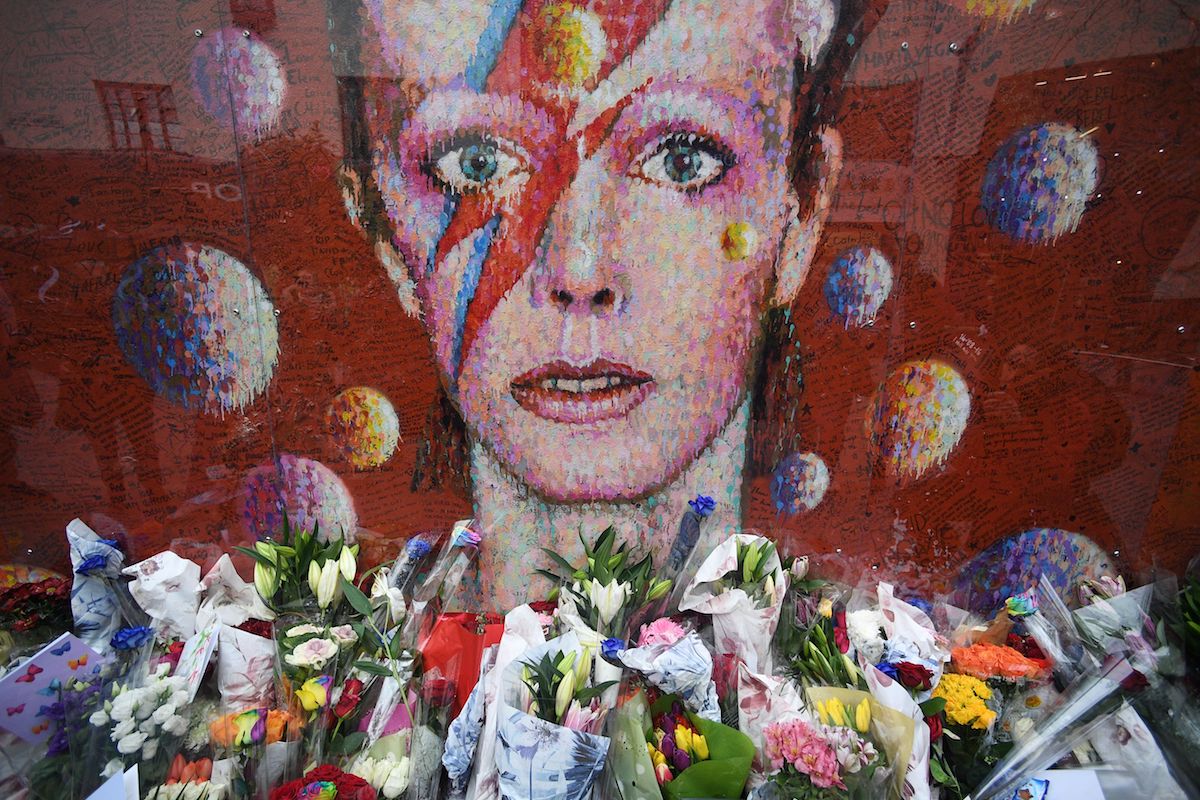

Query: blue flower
[904,595,934,616]
[688,495,716,518]
[110,625,153,651]
[74,553,108,575]
[405,538,432,559]
[600,638,625,663]
[875,661,900,680]
[97,538,120,549]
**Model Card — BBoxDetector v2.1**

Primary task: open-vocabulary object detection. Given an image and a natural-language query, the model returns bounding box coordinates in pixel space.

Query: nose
[534,154,624,316]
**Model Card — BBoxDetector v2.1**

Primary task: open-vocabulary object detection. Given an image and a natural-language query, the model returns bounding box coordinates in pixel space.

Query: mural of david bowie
[336,0,870,609]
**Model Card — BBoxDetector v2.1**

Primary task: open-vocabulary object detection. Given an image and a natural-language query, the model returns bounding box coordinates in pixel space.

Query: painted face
[361,0,835,502]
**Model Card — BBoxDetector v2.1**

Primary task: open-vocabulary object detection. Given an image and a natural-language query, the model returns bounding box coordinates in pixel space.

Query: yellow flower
[693,733,709,760]
[826,697,848,727]
[932,673,996,730]
[855,699,871,733]
[675,724,693,756]
[296,676,332,711]
[818,598,834,618]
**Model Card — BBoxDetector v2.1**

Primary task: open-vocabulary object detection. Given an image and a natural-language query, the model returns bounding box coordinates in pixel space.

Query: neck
[468,400,749,608]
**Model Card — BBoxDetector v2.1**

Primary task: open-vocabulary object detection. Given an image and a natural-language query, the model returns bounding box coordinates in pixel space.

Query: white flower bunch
[145,782,227,800]
[846,609,888,665]
[348,753,411,798]
[91,665,191,763]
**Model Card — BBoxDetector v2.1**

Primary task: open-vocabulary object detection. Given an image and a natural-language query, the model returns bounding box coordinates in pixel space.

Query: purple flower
[75,554,108,575]
[688,495,716,518]
[671,747,692,772]
[110,625,153,650]
[601,638,625,663]
[875,661,900,680]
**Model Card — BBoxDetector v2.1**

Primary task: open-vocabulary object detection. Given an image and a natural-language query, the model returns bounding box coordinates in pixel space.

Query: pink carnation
[763,719,846,790]
[638,618,686,648]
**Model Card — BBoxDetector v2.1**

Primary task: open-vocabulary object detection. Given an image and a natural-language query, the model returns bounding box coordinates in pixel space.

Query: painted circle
[954,528,1115,615]
[867,360,970,481]
[981,122,1099,244]
[823,246,894,327]
[112,242,279,415]
[326,387,401,469]
[240,454,358,543]
[536,3,607,86]
[771,452,831,514]
[191,27,285,138]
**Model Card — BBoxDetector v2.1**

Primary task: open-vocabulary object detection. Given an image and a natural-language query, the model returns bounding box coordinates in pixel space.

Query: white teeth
[534,375,630,393]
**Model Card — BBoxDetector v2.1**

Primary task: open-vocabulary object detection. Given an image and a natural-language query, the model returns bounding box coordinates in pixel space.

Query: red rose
[925,713,943,741]
[712,653,743,703]
[334,771,376,799]
[1119,668,1149,693]
[334,678,365,718]
[528,600,558,615]
[896,662,934,690]
[423,676,457,707]
[268,778,304,800]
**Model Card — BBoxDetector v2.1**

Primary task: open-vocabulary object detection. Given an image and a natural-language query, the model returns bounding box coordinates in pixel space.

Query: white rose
[116,731,148,754]
[170,689,189,707]
[381,757,411,798]
[846,609,888,665]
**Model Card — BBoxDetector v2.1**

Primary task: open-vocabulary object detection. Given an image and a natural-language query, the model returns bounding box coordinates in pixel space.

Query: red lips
[511,359,654,424]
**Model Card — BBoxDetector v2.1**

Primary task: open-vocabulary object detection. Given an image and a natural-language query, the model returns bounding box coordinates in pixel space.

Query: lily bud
[576,646,592,684]
[308,560,321,596]
[253,562,278,600]
[254,541,277,563]
[317,560,340,609]
[338,547,356,582]
[555,670,576,719]
[555,650,577,676]
[646,578,672,602]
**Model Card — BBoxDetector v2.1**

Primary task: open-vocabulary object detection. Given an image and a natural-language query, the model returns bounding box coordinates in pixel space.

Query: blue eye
[459,142,498,183]
[426,134,530,197]
[634,132,734,192]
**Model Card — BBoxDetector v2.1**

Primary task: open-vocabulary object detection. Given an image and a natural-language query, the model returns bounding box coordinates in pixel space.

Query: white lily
[588,579,630,627]
[316,560,341,609]
[555,669,576,719]
[254,562,278,601]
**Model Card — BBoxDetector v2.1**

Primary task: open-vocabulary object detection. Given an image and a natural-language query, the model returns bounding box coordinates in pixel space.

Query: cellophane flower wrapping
[644,692,756,800]
[679,534,789,674]
[599,687,660,800]
[805,686,915,800]
[494,632,609,800]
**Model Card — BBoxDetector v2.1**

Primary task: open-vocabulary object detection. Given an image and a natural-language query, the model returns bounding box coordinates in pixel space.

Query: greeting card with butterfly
[0,632,102,743]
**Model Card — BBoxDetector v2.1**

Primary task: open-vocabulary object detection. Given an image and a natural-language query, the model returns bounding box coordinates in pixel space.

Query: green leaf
[353,660,393,676]
[574,680,618,703]
[919,697,947,716]
[232,545,277,567]
[341,576,374,617]
[540,548,579,578]
[338,731,367,755]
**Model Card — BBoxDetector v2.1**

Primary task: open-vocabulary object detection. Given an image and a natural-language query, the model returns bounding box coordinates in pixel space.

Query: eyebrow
[615,86,761,145]
[403,90,561,150]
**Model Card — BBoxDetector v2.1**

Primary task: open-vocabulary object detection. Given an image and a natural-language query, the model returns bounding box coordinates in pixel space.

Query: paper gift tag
[0,632,103,743]
[176,623,220,703]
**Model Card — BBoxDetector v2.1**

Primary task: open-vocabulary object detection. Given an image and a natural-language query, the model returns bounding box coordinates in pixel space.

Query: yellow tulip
[818,598,834,618]
[675,724,692,755]
[855,699,871,733]
[827,697,847,727]
[693,733,709,760]
[815,699,830,725]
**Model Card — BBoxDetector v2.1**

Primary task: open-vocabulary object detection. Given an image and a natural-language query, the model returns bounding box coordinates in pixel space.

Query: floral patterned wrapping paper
[494,632,610,800]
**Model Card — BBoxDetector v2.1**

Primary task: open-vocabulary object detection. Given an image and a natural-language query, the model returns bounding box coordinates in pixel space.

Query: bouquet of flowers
[776,566,864,690]
[494,632,614,800]
[760,687,912,800]
[680,534,788,673]
[644,694,754,799]
[0,575,71,655]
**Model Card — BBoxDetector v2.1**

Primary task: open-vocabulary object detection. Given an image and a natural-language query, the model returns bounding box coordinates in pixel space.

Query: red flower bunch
[270,765,376,800]
[423,675,457,708]
[833,610,850,654]
[238,618,274,639]
[1005,633,1047,661]
[0,577,72,632]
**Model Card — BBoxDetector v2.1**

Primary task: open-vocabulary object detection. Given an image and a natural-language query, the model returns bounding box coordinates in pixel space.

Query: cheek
[371,136,450,269]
